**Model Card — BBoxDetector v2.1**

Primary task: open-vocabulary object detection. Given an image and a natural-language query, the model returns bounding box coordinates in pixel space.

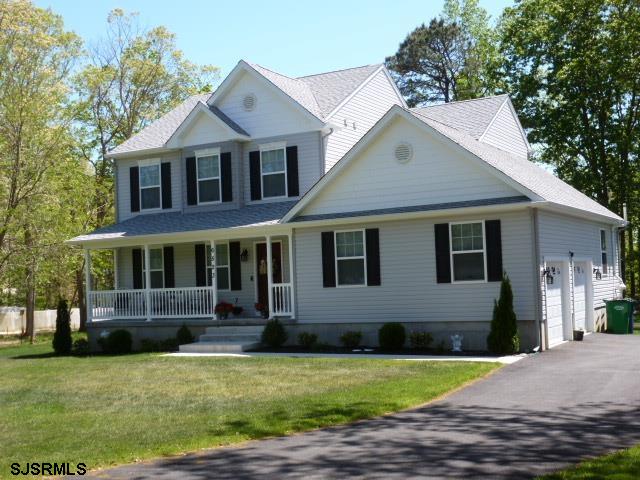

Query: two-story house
[70,60,625,353]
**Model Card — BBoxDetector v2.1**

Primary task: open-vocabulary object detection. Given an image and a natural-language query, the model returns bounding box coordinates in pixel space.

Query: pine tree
[487,275,520,354]
[53,299,72,355]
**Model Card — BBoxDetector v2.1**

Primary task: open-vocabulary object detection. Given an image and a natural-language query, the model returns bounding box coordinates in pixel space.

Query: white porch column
[288,230,296,319]
[144,244,151,322]
[84,249,92,324]
[210,240,218,315]
[266,235,274,319]
[113,249,119,290]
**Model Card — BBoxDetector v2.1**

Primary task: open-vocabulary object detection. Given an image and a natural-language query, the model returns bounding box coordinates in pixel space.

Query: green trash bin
[605,300,634,334]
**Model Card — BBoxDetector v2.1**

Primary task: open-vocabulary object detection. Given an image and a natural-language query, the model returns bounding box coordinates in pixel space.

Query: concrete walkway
[85,334,640,479]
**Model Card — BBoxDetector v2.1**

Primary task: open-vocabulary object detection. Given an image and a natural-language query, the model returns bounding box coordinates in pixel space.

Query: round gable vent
[243,93,257,111]
[394,142,413,164]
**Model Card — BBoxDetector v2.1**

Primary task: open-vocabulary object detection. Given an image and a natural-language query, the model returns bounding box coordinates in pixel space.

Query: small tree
[487,274,520,354]
[52,299,72,355]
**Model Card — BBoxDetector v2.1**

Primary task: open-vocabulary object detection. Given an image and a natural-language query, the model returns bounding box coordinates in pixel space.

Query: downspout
[531,207,544,351]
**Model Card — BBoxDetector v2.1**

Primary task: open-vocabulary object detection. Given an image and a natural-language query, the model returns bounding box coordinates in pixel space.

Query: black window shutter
[229,241,242,290]
[434,223,451,283]
[130,167,140,213]
[485,220,503,282]
[163,246,175,288]
[249,150,261,201]
[195,244,207,287]
[186,157,197,205]
[161,162,172,209]
[132,248,143,289]
[321,232,336,288]
[221,152,233,202]
[286,146,299,197]
[365,228,381,286]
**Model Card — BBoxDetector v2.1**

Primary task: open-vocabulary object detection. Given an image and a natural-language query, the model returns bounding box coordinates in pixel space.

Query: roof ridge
[297,63,382,79]
[249,62,299,81]
[412,94,509,110]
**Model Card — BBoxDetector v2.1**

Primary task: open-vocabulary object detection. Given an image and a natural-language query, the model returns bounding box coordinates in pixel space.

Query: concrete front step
[198,334,261,343]
[204,325,265,335]
[179,341,260,353]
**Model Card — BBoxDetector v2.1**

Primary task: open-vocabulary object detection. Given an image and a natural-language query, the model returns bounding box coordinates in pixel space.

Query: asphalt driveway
[86,334,640,479]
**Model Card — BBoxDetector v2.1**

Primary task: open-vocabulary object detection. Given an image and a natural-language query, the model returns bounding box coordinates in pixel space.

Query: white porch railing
[88,287,215,321]
[272,283,293,316]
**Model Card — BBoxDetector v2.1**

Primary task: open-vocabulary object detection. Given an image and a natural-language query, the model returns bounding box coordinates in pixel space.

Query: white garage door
[546,262,566,347]
[573,262,587,332]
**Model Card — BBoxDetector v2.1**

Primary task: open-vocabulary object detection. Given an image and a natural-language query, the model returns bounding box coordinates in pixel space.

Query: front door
[256,242,282,308]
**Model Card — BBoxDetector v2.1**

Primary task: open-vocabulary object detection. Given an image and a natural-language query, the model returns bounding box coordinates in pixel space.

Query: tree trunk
[76,267,87,332]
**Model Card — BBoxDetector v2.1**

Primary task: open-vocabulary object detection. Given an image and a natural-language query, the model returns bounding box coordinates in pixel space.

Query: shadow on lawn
[90,401,640,480]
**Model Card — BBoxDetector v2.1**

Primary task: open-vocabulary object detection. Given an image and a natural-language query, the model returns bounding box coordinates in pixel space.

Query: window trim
[207,242,231,291]
[600,229,608,276]
[142,246,164,289]
[334,229,367,288]
[449,220,488,284]
[138,160,162,212]
[259,142,288,199]
[195,148,222,205]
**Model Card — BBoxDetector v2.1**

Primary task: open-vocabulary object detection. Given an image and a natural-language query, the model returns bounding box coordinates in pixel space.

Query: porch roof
[70,202,297,244]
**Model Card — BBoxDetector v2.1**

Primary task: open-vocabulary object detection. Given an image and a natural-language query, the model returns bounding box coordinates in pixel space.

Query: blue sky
[35,0,512,81]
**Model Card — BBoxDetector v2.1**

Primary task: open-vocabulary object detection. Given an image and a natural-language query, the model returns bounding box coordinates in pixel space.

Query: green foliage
[101,329,133,355]
[340,331,363,349]
[261,319,287,348]
[52,299,72,355]
[297,332,318,349]
[378,323,406,350]
[409,331,434,350]
[72,338,90,356]
[176,324,195,345]
[139,339,161,353]
[487,275,520,354]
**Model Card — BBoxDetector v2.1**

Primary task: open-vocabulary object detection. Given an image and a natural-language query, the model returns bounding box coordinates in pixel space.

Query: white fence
[0,308,80,335]
[272,283,294,316]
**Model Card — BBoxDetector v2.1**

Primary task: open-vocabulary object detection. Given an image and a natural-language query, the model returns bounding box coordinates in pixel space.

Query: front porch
[84,233,296,324]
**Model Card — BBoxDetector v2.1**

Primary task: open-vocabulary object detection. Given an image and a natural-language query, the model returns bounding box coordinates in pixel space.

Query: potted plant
[215,301,233,320]
[254,302,269,319]
[232,305,244,317]
[573,329,584,341]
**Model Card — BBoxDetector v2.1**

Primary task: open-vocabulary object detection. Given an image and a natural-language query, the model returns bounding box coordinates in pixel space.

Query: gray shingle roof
[71,202,297,243]
[409,109,623,221]
[109,95,250,156]
[411,95,508,139]
[298,64,382,117]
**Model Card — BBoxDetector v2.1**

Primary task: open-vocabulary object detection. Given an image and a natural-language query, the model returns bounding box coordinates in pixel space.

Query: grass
[539,444,640,479]
[0,340,498,476]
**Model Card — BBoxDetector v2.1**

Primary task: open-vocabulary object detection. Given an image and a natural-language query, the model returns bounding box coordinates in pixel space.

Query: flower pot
[218,313,228,320]
[573,330,584,341]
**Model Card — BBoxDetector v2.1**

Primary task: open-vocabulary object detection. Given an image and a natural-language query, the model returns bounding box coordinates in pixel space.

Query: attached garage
[572,261,591,332]
[545,260,569,347]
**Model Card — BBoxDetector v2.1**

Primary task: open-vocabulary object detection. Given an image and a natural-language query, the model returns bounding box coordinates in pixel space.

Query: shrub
[139,338,160,353]
[160,338,179,352]
[103,329,132,354]
[52,299,72,355]
[298,332,318,349]
[176,324,195,345]
[340,331,363,349]
[378,323,406,350]
[261,318,287,347]
[409,331,433,350]
[487,274,520,354]
[72,338,90,356]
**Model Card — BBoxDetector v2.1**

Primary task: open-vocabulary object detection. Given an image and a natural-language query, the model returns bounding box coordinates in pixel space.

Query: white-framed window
[450,221,487,282]
[139,163,161,210]
[207,243,230,290]
[335,230,366,286]
[260,144,287,198]
[142,247,164,288]
[600,229,608,275]
[196,151,221,204]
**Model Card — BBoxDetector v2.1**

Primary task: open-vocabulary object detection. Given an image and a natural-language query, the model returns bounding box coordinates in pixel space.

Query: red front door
[256,242,282,308]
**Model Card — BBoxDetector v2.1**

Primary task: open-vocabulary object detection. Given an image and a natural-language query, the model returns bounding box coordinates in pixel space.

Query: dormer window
[260,144,287,198]
[196,152,221,204]
[139,163,161,210]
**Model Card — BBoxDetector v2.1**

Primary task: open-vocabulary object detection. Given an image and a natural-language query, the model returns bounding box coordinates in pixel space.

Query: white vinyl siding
[294,211,535,324]
[480,101,529,158]
[302,114,522,217]
[325,69,404,171]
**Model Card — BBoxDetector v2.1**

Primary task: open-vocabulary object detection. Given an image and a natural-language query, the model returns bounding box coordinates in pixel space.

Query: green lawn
[0,339,498,476]
[540,444,640,479]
